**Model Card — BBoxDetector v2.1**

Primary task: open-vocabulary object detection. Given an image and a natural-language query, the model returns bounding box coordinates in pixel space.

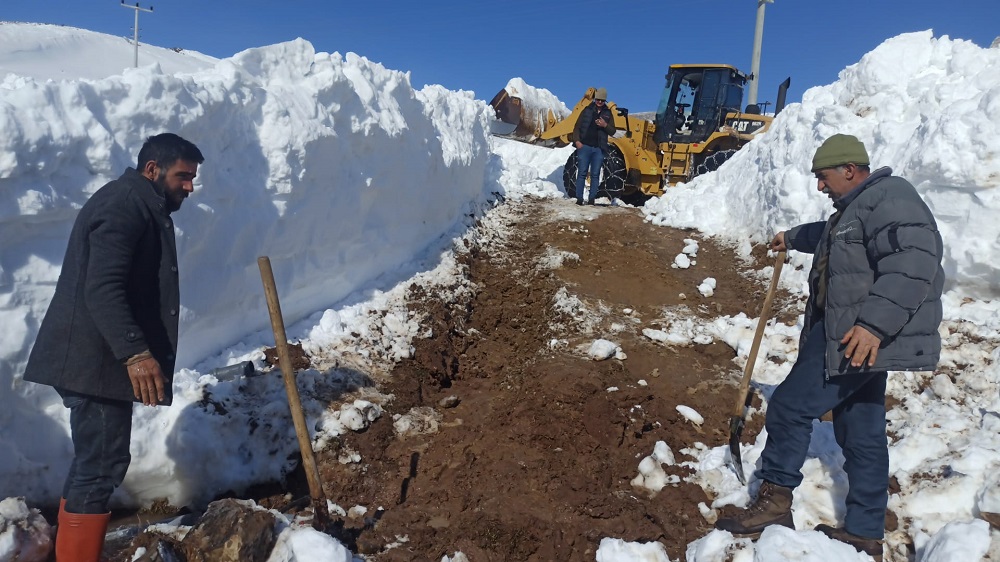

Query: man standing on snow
[715,134,944,561]
[23,133,204,562]
[572,87,616,206]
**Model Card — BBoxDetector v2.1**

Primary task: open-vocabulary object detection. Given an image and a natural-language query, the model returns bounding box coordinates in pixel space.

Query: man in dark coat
[23,133,204,562]
[572,87,616,205]
[715,134,944,562]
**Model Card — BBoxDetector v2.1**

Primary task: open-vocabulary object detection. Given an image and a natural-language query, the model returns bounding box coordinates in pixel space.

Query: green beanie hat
[595,87,607,100]
[811,134,870,172]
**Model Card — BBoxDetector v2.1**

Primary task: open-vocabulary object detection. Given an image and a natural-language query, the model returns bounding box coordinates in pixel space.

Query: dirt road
[295,196,783,561]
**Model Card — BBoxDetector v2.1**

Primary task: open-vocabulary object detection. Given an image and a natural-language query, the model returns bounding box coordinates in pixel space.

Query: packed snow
[1,22,998,562]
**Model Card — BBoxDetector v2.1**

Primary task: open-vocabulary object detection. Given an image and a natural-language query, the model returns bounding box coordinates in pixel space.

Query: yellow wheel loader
[490,64,790,204]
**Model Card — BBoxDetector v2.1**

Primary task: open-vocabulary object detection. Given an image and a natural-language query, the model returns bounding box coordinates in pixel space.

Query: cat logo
[726,118,767,135]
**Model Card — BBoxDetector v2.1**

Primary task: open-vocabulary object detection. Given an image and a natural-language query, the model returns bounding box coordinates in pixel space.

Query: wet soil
[309,197,785,561]
[103,196,790,561]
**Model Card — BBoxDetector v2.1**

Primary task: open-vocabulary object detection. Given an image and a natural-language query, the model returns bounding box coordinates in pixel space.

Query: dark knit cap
[811,134,870,172]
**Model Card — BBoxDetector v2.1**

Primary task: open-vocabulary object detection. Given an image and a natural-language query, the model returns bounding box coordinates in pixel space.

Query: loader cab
[654,65,747,145]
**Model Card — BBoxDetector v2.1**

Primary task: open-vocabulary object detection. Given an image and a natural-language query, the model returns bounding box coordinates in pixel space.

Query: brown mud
[309,198,783,561]
[106,196,793,561]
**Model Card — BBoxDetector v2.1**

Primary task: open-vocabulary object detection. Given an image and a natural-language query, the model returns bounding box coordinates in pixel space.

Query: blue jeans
[58,388,133,514]
[575,145,604,203]
[756,321,889,539]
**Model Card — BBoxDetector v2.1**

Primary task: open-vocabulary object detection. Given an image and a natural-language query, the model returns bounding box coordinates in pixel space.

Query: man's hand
[596,117,607,127]
[770,231,787,251]
[127,356,166,406]
[840,325,881,368]
[574,140,583,149]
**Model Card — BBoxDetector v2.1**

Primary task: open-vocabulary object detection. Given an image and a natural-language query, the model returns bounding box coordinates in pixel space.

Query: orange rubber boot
[55,499,111,562]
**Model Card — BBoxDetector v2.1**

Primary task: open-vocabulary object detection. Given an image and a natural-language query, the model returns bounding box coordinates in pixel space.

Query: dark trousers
[57,388,133,514]
[756,321,889,539]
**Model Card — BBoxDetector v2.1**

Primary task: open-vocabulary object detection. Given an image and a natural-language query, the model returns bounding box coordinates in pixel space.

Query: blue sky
[5,0,998,112]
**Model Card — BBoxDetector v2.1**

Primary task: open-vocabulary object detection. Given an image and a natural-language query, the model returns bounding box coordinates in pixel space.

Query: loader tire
[563,145,627,201]
[619,190,650,207]
[562,152,580,199]
[598,145,627,200]
[695,149,737,177]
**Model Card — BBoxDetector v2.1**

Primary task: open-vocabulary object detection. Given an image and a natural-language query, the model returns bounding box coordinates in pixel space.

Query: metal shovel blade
[727,414,747,485]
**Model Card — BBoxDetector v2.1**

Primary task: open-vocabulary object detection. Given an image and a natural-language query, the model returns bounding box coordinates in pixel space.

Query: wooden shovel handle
[732,251,786,416]
[258,256,327,505]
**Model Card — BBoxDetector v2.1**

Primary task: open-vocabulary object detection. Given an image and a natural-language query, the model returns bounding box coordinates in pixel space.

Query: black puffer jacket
[573,102,616,152]
[785,167,944,376]
[23,168,180,404]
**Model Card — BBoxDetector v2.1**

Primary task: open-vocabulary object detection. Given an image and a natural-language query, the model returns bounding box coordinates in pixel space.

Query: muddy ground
[309,197,788,561]
[110,196,797,561]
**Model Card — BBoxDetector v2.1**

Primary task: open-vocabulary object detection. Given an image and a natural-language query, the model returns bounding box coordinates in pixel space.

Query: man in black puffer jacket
[23,133,204,562]
[716,134,944,562]
[572,87,616,205]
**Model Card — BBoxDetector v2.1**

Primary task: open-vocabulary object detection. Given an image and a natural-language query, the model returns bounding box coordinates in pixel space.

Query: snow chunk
[313,399,384,449]
[339,400,382,431]
[630,441,679,495]
[676,405,704,426]
[977,472,1000,513]
[588,339,620,360]
[918,519,991,562]
[537,247,580,270]
[698,278,717,297]
[393,406,442,438]
[929,373,959,401]
[652,440,675,465]
[596,537,670,562]
[682,238,700,256]
[642,328,669,342]
[0,497,53,562]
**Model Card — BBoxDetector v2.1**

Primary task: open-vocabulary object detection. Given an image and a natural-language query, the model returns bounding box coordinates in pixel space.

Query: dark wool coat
[785,167,944,377]
[23,168,180,405]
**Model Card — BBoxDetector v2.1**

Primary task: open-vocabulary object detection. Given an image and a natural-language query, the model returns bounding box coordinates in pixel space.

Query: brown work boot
[715,481,794,537]
[815,524,884,561]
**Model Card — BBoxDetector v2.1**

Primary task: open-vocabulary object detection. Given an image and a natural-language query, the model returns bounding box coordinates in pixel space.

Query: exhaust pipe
[775,77,791,115]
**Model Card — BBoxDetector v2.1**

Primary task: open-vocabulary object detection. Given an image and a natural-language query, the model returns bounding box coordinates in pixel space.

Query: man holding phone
[572,87,616,205]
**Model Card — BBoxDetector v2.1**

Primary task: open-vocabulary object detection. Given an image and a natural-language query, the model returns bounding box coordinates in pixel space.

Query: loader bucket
[488,89,522,137]
[488,88,564,147]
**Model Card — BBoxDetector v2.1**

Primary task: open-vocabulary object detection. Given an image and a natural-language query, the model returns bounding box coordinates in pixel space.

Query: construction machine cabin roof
[666,64,747,80]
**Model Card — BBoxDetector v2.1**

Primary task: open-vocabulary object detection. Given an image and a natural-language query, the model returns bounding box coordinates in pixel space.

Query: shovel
[258,256,329,528]
[726,251,785,484]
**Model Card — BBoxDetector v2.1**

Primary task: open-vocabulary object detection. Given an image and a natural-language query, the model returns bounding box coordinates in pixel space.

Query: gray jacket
[785,167,944,377]
[23,168,180,404]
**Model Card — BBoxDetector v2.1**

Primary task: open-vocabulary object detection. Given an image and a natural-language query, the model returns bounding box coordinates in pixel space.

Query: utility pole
[748,0,773,106]
[121,1,153,68]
